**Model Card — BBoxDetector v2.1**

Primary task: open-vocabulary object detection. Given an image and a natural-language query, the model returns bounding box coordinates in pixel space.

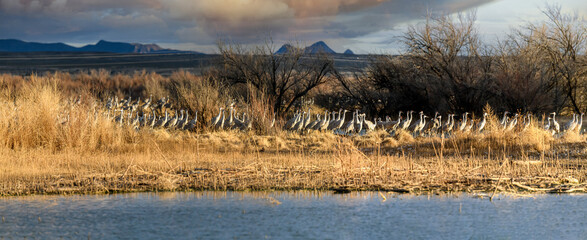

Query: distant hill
[343,49,355,55]
[0,39,79,52]
[304,41,336,54]
[275,44,300,54]
[0,39,201,54]
[276,41,349,55]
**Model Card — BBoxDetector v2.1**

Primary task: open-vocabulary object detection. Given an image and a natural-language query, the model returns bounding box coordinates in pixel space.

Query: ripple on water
[0,192,585,239]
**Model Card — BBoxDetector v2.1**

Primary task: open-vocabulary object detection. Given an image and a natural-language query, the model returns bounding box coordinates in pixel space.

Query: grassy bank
[0,74,585,196]
[2,128,585,196]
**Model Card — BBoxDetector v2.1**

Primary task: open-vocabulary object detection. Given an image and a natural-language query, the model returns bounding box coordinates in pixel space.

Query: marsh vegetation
[1,5,585,196]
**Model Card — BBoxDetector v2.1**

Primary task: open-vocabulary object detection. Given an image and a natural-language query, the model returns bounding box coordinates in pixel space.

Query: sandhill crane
[313,111,327,130]
[242,113,253,131]
[306,114,321,130]
[149,112,157,128]
[522,114,532,131]
[224,106,235,129]
[327,109,341,130]
[210,107,224,127]
[292,112,305,132]
[544,117,556,136]
[187,111,198,131]
[356,114,364,134]
[458,112,469,132]
[506,113,518,131]
[165,110,179,128]
[303,109,312,129]
[114,109,125,125]
[341,111,356,134]
[443,114,455,134]
[477,113,488,132]
[179,110,189,130]
[413,112,428,134]
[362,114,376,132]
[430,114,442,134]
[544,117,551,130]
[500,111,509,129]
[576,113,584,133]
[551,112,560,133]
[155,110,169,128]
[464,119,474,133]
[216,109,225,130]
[565,114,578,132]
[269,114,275,129]
[317,112,330,131]
[400,111,414,130]
[388,111,403,131]
[329,110,347,131]
[284,111,299,130]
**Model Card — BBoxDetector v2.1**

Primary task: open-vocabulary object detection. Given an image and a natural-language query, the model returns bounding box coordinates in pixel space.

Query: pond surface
[1,191,585,239]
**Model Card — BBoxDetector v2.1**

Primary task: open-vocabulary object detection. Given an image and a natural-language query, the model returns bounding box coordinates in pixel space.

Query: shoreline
[2,132,585,197]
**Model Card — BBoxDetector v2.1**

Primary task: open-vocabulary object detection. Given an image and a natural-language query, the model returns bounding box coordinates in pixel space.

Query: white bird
[210,107,224,127]
[317,112,330,131]
[185,111,198,131]
[400,111,414,130]
[477,113,488,132]
[458,112,469,132]
[329,110,348,131]
[506,113,519,131]
[354,114,363,134]
[362,114,376,132]
[215,109,225,129]
[551,112,560,133]
[521,114,532,131]
[576,113,584,133]
[341,111,356,134]
[500,111,509,129]
[565,114,578,132]
[306,114,321,130]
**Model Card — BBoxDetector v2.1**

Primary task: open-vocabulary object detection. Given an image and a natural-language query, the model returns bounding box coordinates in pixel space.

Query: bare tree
[403,11,495,112]
[517,4,587,113]
[216,40,335,115]
[493,36,553,112]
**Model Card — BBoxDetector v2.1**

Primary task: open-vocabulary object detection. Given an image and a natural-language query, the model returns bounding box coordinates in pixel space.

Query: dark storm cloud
[0,0,495,45]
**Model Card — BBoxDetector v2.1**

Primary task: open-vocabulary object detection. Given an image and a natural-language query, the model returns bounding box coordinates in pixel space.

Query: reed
[0,73,585,196]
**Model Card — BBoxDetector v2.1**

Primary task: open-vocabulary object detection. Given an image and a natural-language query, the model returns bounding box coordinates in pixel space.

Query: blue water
[0,192,585,239]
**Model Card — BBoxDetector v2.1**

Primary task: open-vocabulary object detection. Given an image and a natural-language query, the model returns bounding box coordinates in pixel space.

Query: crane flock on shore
[104,95,585,137]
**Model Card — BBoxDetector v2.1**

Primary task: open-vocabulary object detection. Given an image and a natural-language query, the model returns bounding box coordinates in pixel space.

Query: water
[1,192,585,239]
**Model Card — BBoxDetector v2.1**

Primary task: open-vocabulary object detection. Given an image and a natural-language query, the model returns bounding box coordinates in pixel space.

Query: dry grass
[0,74,585,196]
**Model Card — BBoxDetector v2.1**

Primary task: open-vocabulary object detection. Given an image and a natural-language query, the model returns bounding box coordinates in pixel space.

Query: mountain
[275,41,338,55]
[275,44,300,54]
[304,41,336,54]
[0,39,79,52]
[343,49,355,55]
[0,39,200,54]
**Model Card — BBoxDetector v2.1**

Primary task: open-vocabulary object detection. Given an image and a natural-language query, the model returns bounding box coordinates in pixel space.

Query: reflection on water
[1,192,585,239]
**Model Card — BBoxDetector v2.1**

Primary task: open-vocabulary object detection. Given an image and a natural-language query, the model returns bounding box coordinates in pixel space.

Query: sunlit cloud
[3,0,585,53]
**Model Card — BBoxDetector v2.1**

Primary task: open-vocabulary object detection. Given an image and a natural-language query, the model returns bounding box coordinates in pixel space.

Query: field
[0,52,369,76]
[0,73,585,196]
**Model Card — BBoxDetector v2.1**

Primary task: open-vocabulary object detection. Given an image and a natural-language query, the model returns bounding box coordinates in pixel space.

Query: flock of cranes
[283,109,585,137]
[106,95,197,131]
[104,96,256,131]
[103,95,585,137]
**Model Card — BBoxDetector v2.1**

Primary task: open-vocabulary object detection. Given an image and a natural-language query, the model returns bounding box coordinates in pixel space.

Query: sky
[1,0,586,54]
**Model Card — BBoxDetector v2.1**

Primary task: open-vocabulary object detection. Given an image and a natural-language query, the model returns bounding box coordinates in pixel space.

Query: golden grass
[0,75,586,196]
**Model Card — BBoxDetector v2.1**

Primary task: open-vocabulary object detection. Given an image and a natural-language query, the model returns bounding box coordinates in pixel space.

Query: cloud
[0,0,496,49]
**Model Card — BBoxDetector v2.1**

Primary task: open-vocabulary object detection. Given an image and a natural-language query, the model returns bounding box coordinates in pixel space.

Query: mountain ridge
[275,41,352,55]
[0,39,200,54]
